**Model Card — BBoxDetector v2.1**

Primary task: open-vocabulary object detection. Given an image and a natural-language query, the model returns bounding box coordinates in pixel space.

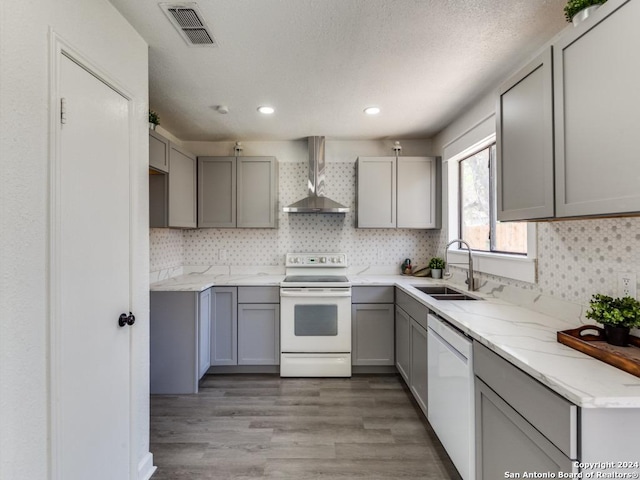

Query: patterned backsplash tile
[182,162,438,269]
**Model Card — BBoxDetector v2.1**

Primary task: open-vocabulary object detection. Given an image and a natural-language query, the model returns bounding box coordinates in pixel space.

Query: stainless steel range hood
[283,136,350,213]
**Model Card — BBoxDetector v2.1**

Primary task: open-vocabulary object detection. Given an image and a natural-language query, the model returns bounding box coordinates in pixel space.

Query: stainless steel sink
[412,285,481,301]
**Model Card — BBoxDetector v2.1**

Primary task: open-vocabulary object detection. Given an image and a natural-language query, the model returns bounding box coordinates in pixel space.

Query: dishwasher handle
[427,313,472,358]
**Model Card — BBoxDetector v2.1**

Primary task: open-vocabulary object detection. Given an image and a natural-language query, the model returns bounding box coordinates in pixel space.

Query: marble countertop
[150,271,640,408]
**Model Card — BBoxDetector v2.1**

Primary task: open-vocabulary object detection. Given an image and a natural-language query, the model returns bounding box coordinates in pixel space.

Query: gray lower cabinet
[198,288,212,377]
[474,342,578,479]
[237,304,280,365]
[198,156,278,228]
[211,287,238,366]
[150,289,212,394]
[409,318,428,416]
[351,286,395,366]
[212,286,280,367]
[496,47,554,221]
[395,288,430,417]
[395,305,411,383]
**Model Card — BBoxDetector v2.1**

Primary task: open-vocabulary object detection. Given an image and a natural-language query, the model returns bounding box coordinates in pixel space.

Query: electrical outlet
[219,249,228,262]
[617,272,637,298]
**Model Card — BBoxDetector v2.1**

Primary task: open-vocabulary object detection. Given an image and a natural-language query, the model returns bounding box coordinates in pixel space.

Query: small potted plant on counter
[428,257,445,279]
[149,109,160,130]
[585,294,640,346]
[564,0,606,26]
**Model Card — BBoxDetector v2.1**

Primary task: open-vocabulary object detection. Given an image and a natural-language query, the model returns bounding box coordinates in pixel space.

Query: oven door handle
[280,289,352,298]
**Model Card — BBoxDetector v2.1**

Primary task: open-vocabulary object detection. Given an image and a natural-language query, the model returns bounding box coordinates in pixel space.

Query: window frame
[446,133,537,284]
[458,142,527,256]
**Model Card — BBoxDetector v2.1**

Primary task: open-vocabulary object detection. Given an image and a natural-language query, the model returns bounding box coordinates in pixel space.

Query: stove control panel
[286,253,347,267]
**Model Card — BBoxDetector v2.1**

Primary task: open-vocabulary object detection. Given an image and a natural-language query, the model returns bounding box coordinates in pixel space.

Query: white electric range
[279,253,352,377]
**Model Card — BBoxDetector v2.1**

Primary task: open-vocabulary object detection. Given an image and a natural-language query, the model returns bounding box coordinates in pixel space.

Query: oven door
[280,288,351,353]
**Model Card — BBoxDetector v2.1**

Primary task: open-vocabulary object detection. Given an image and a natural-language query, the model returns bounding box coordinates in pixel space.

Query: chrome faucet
[444,239,476,291]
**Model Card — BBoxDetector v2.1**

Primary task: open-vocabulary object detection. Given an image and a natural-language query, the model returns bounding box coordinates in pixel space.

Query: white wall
[0,0,150,478]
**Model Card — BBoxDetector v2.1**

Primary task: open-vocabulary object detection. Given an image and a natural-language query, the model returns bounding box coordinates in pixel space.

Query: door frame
[48,31,138,480]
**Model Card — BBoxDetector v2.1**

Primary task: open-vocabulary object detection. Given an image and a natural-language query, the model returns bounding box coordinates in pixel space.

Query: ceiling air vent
[160,3,217,47]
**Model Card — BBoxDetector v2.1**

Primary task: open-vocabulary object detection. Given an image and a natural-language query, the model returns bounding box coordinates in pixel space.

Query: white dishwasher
[427,313,475,480]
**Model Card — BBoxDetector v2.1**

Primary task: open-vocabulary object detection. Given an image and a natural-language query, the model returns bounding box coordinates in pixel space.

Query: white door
[54,53,132,479]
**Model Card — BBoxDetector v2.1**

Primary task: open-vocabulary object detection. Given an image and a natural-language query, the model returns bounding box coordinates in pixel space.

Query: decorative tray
[557,325,640,378]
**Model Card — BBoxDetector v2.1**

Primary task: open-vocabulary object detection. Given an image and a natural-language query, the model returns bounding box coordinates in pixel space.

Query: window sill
[446,249,536,284]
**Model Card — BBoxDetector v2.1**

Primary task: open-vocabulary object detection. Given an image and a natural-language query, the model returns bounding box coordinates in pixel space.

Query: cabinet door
[497,48,554,221]
[211,287,237,366]
[149,129,169,172]
[237,157,278,228]
[168,143,197,228]
[397,157,440,229]
[475,378,575,479]
[238,304,280,365]
[198,156,236,228]
[356,157,396,228]
[150,291,199,394]
[149,171,168,228]
[351,304,394,366]
[410,318,428,417]
[554,0,640,218]
[198,288,212,378]
[394,305,411,383]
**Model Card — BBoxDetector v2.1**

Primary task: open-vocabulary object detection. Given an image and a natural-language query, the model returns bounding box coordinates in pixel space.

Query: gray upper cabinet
[168,143,197,228]
[237,157,278,228]
[198,156,278,228]
[149,129,169,173]
[199,156,236,228]
[496,47,554,221]
[356,157,396,228]
[397,157,440,229]
[149,131,197,228]
[553,0,640,218]
[356,156,439,229]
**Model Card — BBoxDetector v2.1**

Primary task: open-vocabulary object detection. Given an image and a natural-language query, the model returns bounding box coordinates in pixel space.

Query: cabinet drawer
[238,286,279,304]
[352,286,394,304]
[473,342,577,459]
[396,288,428,329]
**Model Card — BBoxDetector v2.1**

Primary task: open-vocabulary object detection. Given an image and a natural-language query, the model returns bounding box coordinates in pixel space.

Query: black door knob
[118,312,136,327]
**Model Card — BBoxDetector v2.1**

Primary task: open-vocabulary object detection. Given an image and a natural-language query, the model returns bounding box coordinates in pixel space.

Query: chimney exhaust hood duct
[283,136,350,213]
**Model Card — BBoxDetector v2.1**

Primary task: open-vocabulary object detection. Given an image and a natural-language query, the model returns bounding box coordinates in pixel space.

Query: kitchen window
[459,143,527,255]
[445,127,536,284]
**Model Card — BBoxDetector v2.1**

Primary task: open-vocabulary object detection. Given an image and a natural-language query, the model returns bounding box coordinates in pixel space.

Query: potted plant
[585,294,640,346]
[149,109,160,130]
[428,257,445,279]
[564,0,606,26]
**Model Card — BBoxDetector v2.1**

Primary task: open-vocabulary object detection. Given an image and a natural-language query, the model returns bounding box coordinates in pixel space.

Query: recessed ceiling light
[364,106,381,115]
[257,106,275,115]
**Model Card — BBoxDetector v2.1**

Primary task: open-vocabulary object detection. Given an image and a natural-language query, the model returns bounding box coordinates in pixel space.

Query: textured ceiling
[109,0,568,141]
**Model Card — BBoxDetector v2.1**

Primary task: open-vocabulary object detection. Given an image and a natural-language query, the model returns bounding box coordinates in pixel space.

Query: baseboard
[206,365,280,374]
[137,452,157,480]
[352,365,398,374]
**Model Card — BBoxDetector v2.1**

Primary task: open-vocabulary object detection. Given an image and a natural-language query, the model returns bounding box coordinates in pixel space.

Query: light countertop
[150,272,640,408]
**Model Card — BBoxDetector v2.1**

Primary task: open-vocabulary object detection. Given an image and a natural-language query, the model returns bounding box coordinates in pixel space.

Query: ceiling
[108,0,568,141]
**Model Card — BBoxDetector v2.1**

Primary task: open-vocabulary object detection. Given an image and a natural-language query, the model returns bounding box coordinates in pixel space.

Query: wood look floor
[150,374,462,479]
